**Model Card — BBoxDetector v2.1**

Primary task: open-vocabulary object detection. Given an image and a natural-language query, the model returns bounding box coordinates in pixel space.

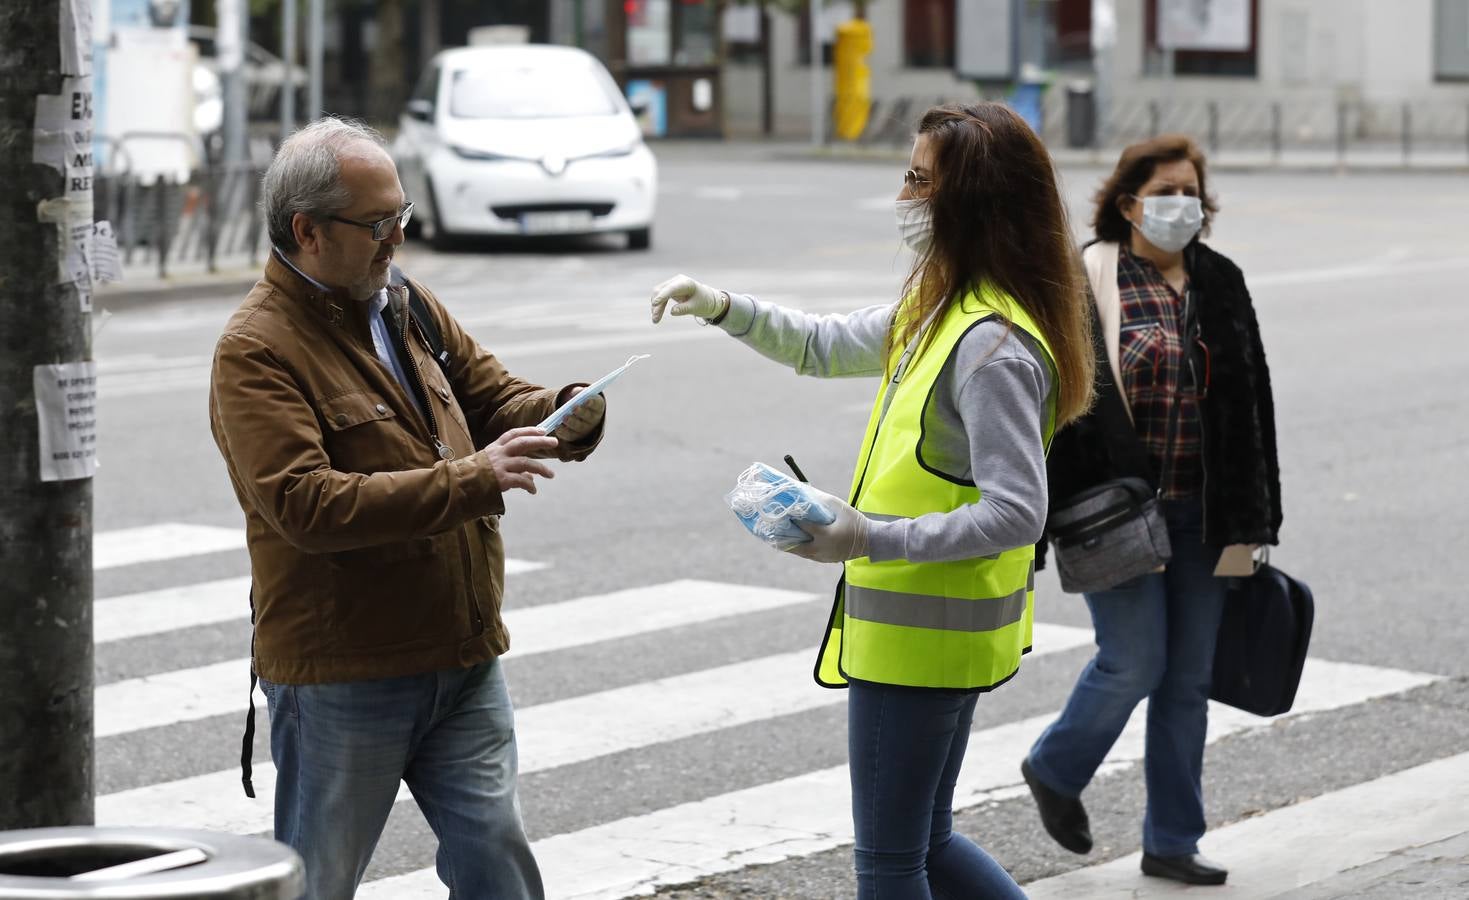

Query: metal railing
[842,93,1469,167]
[94,132,268,280]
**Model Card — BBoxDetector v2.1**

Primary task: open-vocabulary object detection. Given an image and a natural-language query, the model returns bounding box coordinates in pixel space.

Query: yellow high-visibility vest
[815,284,1058,690]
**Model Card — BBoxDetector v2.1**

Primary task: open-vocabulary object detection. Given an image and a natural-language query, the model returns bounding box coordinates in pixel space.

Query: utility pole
[307,0,324,120]
[281,0,298,142]
[217,0,248,164]
[0,0,98,828]
[809,0,823,146]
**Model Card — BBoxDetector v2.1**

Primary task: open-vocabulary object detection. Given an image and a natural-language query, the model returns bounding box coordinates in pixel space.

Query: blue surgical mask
[1133,194,1203,252]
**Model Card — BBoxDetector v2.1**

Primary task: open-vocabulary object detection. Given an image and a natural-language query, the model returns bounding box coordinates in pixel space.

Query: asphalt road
[88,143,1469,897]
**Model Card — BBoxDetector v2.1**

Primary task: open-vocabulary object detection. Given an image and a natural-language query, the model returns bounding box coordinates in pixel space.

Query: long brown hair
[895,103,1094,426]
[1091,134,1218,244]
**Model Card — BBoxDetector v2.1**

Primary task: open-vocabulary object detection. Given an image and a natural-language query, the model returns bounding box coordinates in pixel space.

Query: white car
[394,45,658,250]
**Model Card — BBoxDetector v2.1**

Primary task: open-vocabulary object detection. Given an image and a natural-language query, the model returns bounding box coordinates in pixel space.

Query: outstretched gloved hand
[786,485,871,564]
[650,274,729,324]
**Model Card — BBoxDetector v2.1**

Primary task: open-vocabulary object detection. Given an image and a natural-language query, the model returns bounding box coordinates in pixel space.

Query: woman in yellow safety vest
[649,102,1095,899]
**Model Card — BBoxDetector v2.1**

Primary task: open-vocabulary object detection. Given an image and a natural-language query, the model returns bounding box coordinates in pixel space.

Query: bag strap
[240,584,257,799]
[1154,266,1202,498]
[390,264,452,377]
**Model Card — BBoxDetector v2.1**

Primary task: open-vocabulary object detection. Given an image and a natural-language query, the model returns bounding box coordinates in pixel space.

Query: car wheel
[420,179,454,250]
[626,227,652,251]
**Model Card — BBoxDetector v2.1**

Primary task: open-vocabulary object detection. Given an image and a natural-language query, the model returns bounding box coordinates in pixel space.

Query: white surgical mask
[894,198,933,254]
[1133,194,1203,253]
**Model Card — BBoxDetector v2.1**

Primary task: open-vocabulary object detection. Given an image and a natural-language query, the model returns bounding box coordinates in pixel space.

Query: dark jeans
[1026,499,1226,856]
[260,659,543,900]
[848,680,1028,900]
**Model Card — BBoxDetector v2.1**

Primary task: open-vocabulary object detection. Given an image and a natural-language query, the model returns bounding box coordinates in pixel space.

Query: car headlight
[448,144,514,161]
[585,140,640,159]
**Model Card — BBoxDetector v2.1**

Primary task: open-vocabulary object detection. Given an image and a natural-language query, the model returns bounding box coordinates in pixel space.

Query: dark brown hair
[1092,134,1219,244]
[896,103,1094,426]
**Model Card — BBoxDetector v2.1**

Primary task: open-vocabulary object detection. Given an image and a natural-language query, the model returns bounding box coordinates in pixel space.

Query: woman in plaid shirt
[1022,135,1282,888]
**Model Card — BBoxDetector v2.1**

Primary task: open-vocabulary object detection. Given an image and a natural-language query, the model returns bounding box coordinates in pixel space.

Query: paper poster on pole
[60,0,95,76]
[34,362,100,483]
[92,221,123,283]
[1157,0,1252,51]
[33,75,95,202]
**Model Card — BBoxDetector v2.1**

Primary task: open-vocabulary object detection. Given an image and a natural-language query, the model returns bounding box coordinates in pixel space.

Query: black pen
[783,454,809,483]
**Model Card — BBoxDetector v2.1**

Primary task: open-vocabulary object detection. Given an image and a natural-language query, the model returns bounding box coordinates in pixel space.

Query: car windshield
[448,62,620,119]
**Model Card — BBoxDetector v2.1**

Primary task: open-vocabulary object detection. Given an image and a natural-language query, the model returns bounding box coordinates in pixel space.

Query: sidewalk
[767,139,1469,172]
[94,254,261,310]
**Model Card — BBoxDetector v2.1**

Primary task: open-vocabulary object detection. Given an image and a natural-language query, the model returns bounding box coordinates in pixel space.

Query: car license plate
[519,211,594,234]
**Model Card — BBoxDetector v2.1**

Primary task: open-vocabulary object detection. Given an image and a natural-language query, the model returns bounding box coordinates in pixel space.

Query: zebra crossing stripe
[97,577,251,644]
[355,657,1440,900]
[94,580,816,737]
[95,524,245,570]
[95,622,1095,835]
[96,558,545,644]
[1024,750,1469,898]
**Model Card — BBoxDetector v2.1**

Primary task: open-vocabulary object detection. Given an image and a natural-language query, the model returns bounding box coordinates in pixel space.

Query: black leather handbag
[1050,288,1200,594]
[1210,556,1315,717]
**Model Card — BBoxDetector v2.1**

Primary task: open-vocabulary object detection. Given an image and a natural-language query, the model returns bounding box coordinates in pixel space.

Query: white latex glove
[785,485,871,564]
[650,274,728,324]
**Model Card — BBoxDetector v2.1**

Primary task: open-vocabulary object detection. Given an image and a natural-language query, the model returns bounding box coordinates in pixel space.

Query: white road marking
[1024,750,1469,898]
[94,579,818,739]
[96,558,544,644]
[97,621,1093,836]
[95,524,245,570]
[356,657,1439,899]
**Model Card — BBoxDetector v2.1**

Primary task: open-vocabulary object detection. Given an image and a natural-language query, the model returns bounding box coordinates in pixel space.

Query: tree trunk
[0,0,96,828]
[369,0,407,124]
[418,0,441,76]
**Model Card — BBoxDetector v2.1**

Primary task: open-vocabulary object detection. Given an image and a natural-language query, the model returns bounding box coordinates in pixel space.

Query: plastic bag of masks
[725,462,835,551]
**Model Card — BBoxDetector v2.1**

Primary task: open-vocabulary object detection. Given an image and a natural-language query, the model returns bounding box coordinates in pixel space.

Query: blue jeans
[1026,499,1225,857]
[259,659,543,900]
[849,680,1027,900]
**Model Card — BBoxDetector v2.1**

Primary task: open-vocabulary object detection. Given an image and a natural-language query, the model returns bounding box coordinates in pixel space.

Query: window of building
[722,4,763,65]
[1436,0,1469,81]
[675,0,719,66]
[626,0,672,65]
[905,0,955,68]
[1145,0,1258,78]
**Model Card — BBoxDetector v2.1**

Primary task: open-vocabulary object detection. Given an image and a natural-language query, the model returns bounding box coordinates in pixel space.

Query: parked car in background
[393,44,658,250]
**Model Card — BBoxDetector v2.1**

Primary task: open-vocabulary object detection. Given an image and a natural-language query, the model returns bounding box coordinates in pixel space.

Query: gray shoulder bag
[1049,286,1198,594]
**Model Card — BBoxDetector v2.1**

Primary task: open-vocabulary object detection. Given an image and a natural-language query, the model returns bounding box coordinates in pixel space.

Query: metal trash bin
[0,828,303,899]
[1066,80,1097,149]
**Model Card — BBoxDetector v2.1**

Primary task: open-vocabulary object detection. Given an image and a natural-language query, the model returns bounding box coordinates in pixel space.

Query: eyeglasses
[328,202,414,241]
[903,169,932,190]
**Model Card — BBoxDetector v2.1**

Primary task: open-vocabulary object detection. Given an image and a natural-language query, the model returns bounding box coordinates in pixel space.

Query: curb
[93,268,261,310]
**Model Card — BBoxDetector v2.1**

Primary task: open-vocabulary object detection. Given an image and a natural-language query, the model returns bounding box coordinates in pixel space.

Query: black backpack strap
[390,264,452,377]
[241,584,257,798]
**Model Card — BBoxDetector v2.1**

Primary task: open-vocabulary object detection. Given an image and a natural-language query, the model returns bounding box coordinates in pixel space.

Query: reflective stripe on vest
[813,284,1058,690]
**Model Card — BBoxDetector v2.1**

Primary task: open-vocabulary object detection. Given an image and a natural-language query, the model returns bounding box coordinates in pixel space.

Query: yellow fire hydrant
[833,18,873,142]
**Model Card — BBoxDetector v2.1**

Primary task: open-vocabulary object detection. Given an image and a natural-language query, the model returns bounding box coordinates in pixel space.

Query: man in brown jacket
[209,118,604,899]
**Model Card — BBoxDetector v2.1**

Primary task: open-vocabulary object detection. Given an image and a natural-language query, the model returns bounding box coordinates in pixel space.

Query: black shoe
[1020,758,1092,854]
[1141,852,1229,885]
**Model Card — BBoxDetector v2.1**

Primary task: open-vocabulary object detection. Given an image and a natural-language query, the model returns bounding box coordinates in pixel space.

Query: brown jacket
[209,254,599,684]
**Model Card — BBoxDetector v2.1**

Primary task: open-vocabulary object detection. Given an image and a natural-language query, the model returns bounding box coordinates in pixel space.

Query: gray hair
[262,117,386,253]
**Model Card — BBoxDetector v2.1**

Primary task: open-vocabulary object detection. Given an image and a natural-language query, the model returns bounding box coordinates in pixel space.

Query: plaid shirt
[1117,247,1204,499]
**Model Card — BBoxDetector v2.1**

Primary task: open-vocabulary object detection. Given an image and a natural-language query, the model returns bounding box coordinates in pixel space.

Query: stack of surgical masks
[725,462,835,551]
